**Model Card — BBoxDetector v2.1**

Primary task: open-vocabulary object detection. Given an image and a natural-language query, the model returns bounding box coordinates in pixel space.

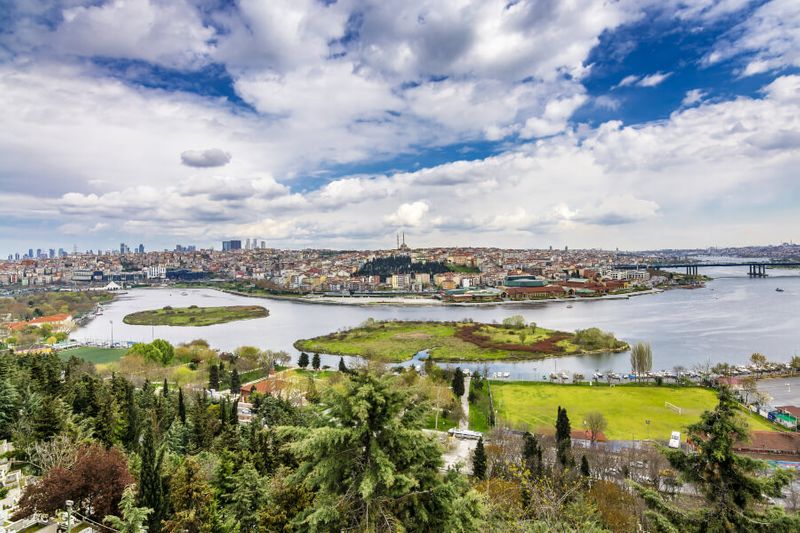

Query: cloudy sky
[1,0,799,254]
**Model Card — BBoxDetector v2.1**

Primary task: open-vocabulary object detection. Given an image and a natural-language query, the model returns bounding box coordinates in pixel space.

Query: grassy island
[294,318,628,362]
[123,305,268,326]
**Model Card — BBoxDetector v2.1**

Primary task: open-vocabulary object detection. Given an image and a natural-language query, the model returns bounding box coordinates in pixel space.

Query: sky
[1,0,799,255]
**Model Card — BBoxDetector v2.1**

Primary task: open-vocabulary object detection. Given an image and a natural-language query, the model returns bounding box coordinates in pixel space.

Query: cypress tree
[209,364,220,390]
[230,399,239,425]
[162,378,169,397]
[230,368,241,394]
[555,406,573,468]
[338,357,347,373]
[298,352,309,369]
[451,367,465,397]
[177,387,186,424]
[472,437,487,480]
[580,455,590,477]
[522,431,543,476]
[311,352,321,371]
[138,421,164,533]
[123,383,140,451]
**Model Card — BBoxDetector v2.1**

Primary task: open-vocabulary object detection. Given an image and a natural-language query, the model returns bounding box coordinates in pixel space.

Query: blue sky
[1,0,799,254]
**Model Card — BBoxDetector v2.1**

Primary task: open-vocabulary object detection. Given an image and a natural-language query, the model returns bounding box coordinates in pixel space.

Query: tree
[522,431,543,476]
[122,383,140,451]
[580,455,590,477]
[473,437,487,480]
[502,315,526,328]
[750,352,767,377]
[151,339,174,365]
[584,411,607,444]
[630,342,653,379]
[338,356,347,373]
[105,485,152,533]
[164,457,218,533]
[13,443,133,521]
[311,352,321,371]
[555,406,573,468]
[791,355,800,375]
[138,422,165,533]
[230,461,264,531]
[452,367,465,398]
[230,367,240,394]
[635,388,799,532]
[281,371,481,531]
[209,363,220,390]
[162,378,169,397]
[177,387,186,424]
[298,352,309,369]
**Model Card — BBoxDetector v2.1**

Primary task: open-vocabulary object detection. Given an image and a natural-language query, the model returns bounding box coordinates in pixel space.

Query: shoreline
[216,287,665,307]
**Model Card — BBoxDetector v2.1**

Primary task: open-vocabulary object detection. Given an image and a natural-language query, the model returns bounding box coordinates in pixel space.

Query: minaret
[397,233,400,249]
[402,232,405,247]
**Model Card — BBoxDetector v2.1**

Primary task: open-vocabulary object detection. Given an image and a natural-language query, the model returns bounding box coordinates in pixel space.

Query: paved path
[460,375,471,430]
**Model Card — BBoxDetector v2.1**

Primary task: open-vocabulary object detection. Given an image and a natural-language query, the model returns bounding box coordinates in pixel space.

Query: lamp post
[109,320,114,347]
[645,419,651,441]
[65,499,73,533]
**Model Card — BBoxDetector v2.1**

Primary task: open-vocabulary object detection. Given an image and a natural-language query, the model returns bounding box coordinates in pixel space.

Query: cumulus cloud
[180,149,232,168]
[385,201,431,227]
[575,195,660,225]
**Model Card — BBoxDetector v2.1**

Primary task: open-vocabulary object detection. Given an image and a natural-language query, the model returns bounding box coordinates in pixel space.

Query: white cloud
[616,74,640,87]
[637,72,672,87]
[707,0,800,75]
[681,89,707,106]
[385,201,431,227]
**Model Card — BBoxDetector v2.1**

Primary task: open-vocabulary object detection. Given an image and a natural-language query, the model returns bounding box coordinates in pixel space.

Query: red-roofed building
[735,431,800,457]
[6,313,73,332]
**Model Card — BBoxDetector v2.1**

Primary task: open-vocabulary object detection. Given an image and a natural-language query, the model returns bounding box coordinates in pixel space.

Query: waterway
[72,265,800,381]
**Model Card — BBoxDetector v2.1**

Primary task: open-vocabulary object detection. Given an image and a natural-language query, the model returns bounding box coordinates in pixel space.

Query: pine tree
[105,486,152,533]
[338,356,347,373]
[311,352,320,371]
[177,387,186,424]
[94,385,117,447]
[451,367,465,397]
[580,455,590,477]
[230,461,264,531]
[230,368,240,394]
[555,406,573,468]
[164,457,218,532]
[472,437,487,480]
[298,352,309,369]
[138,421,164,533]
[209,363,220,390]
[636,388,799,531]
[284,371,477,531]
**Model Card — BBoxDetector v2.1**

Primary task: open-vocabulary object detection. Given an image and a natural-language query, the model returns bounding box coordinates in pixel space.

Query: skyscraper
[222,240,242,251]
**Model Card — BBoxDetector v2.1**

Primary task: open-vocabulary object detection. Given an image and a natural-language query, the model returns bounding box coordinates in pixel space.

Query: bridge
[612,261,800,278]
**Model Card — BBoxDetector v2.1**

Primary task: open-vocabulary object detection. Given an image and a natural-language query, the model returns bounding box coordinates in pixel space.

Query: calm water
[73,266,800,381]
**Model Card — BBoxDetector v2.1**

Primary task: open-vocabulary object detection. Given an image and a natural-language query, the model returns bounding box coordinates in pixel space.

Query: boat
[566,304,573,309]
[776,288,784,292]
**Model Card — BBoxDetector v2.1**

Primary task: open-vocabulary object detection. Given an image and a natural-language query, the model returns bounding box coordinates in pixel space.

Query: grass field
[488,382,776,441]
[59,346,128,364]
[294,320,626,362]
[123,305,268,326]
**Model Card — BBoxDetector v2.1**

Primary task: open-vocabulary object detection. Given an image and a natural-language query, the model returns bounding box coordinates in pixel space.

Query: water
[72,266,800,380]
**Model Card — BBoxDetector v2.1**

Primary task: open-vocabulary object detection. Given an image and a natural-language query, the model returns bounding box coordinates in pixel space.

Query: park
[294,318,627,362]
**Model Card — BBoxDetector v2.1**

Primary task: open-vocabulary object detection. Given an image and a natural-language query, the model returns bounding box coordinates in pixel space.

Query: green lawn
[123,305,268,326]
[489,382,764,441]
[59,346,128,364]
[468,380,492,432]
[294,320,625,363]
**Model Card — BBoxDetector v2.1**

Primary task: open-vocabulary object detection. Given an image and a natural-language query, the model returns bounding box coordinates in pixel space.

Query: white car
[668,431,681,449]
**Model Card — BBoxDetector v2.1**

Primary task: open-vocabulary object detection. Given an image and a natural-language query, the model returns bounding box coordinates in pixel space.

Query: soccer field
[59,346,128,364]
[490,382,749,441]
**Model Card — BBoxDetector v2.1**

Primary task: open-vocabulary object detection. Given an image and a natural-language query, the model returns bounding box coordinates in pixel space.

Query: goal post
[665,401,683,415]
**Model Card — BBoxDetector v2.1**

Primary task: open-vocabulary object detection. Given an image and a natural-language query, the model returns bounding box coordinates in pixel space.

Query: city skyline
[1,1,799,251]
